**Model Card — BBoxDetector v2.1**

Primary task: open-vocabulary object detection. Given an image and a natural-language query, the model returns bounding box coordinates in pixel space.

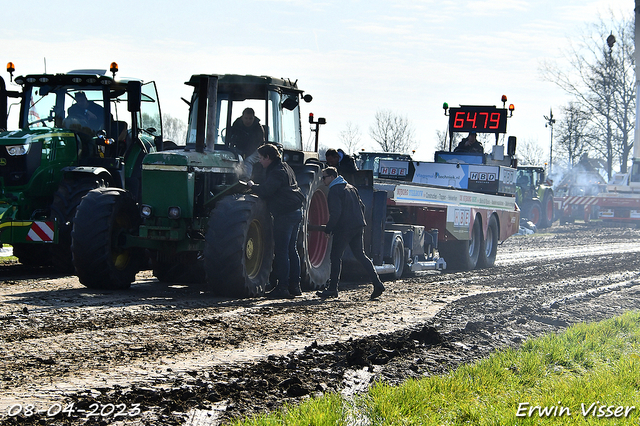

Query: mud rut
[1,224,640,425]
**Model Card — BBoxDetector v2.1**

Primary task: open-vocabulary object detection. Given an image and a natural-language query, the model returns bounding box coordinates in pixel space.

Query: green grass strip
[231,310,640,425]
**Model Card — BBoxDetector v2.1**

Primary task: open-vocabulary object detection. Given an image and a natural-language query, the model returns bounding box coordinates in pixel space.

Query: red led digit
[454,111,465,128]
[479,112,489,129]
[489,112,500,129]
[466,112,477,128]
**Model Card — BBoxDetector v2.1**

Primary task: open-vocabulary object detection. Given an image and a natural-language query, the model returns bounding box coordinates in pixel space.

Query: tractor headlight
[140,205,153,218]
[168,206,181,219]
[6,144,30,156]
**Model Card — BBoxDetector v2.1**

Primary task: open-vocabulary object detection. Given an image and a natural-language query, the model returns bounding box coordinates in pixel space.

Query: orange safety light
[110,62,118,77]
[501,95,507,103]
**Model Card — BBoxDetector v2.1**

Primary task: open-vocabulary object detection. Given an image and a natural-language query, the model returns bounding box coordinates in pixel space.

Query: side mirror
[507,136,517,156]
[127,81,141,113]
[282,96,298,111]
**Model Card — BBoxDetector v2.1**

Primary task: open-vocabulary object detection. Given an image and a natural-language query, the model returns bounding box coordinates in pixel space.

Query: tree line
[540,11,634,180]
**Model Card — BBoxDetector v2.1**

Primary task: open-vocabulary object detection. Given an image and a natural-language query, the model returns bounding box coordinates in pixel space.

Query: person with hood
[229,108,266,177]
[247,143,305,299]
[310,166,385,300]
[325,148,358,181]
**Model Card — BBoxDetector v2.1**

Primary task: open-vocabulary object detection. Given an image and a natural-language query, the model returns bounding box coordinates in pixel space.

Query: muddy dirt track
[1,223,640,425]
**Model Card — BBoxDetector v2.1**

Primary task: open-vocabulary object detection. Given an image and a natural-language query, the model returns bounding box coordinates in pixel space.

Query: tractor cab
[183,75,313,165]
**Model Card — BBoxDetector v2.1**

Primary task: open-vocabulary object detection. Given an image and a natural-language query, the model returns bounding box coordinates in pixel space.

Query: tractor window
[62,89,106,135]
[139,82,161,138]
[280,93,301,151]
[26,87,57,128]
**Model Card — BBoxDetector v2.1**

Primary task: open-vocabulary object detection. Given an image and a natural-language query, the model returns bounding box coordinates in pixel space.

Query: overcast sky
[1,0,633,160]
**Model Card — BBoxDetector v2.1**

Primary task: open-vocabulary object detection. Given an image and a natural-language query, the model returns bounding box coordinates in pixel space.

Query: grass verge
[231,311,640,425]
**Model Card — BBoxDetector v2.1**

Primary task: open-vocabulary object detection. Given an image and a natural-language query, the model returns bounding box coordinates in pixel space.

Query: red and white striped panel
[26,221,55,242]
[562,196,599,208]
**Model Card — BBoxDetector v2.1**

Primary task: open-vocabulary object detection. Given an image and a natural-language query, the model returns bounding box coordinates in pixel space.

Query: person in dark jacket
[453,131,483,153]
[229,108,266,177]
[325,148,358,181]
[311,166,384,300]
[247,143,305,299]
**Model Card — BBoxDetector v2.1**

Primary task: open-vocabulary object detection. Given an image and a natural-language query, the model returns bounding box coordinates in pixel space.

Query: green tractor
[71,74,332,297]
[515,165,554,228]
[0,62,163,271]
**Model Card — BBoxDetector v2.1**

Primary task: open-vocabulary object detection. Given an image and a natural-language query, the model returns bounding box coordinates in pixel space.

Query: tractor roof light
[443,102,449,114]
[6,62,15,81]
[110,62,118,78]
[509,103,515,117]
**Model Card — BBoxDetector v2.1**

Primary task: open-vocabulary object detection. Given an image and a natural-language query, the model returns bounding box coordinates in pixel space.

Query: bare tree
[369,109,415,153]
[435,130,448,151]
[339,122,361,155]
[516,139,547,166]
[163,113,187,143]
[540,12,635,179]
[555,102,594,168]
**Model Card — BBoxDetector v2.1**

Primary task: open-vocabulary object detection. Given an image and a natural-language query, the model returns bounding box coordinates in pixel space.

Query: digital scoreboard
[448,106,508,133]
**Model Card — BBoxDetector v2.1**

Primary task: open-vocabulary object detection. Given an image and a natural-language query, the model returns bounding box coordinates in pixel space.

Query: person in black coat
[247,144,305,299]
[325,148,358,182]
[453,131,483,153]
[310,166,384,299]
[229,108,266,178]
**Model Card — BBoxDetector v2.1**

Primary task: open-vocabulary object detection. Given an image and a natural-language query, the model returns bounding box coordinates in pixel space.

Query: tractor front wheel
[50,176,107,273]
[71,188,142,289]
[204,194,274,298]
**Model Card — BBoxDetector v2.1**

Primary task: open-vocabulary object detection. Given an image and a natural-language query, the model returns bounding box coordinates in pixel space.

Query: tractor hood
[142,149,240,172]
[0,127,75,146]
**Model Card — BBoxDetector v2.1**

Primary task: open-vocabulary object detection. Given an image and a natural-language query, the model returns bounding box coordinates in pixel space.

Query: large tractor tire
[204,194,274,298]
[439,215,482,271]
[477,214,498,269]
[295,164,331,290]
[13,243,51,268]
[71,188,142,289]
[50,176,107,273]
[523,200,543,228]
[539,192,554,228]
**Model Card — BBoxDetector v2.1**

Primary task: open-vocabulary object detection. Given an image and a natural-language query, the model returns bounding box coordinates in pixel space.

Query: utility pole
[544,108,555,175]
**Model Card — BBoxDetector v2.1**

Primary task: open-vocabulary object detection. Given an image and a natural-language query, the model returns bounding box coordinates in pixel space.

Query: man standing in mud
[310,166,384,300]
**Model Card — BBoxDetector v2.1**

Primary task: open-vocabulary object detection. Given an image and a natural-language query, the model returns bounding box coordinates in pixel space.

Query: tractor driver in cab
[228,107,265,178]
[66,91,104,133]
[454,131,483,153]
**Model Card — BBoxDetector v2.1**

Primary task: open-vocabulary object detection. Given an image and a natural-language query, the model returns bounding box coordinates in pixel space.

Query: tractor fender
[62,166,122,187]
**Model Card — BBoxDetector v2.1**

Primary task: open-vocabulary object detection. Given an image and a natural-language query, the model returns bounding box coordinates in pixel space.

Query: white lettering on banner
[391,184,516,211]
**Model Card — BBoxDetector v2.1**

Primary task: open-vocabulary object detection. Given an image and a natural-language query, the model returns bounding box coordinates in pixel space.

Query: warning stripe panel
[26,221,55,242]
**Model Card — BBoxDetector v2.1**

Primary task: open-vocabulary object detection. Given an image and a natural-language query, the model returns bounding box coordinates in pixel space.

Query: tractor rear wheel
[71,188,142,289]
[295,164,331,290]
[523,200,543,228]
[50,176,107,273]
[477,215,498,268]
[539,192,554,228]
[204,194,274,298]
